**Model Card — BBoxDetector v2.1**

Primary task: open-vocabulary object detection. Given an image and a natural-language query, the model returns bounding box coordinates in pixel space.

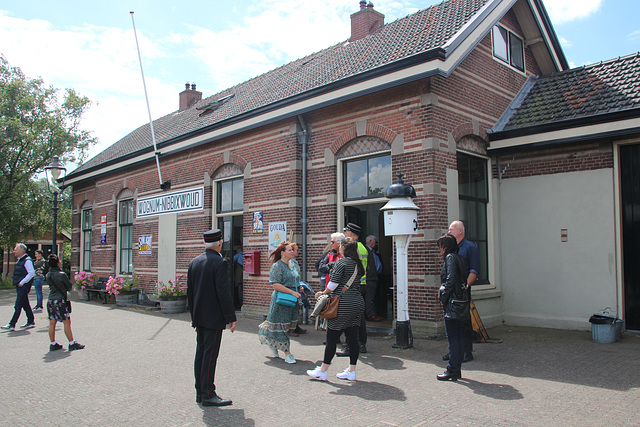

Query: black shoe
[463,353,474,363]
[336,344,350,357]
[294,326,307,334]
[201,393,232,407]
[359,344,367,354]
[196,393,202,403]
[20,323,36,329]
[437,370,461,381]
[442,353,450,361]
[68,342,85,351]
[49,343,63,352]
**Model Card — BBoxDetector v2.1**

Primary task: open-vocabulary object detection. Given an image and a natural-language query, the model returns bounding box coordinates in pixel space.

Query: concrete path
[1,288,639,426]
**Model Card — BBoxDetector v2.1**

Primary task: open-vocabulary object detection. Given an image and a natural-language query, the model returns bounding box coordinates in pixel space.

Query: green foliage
[0,54,95,246]
[0,277,13,289]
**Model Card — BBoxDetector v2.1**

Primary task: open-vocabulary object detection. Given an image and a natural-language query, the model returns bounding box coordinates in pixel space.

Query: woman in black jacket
[45,254,85,352]
[437,234,467,381]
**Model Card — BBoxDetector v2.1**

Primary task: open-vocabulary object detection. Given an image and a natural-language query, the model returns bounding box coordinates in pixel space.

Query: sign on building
[268,221,287,254]
[136,187,204,218]
[138,235,152,256]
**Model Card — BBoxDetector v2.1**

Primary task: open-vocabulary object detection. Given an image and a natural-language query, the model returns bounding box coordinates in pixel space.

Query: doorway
[345,203,393,319]
[620,143,640,330]
[218,215,243,309]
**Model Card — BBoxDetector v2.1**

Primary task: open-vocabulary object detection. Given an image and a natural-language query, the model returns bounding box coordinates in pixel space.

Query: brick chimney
[179,82,202,111]
[350,1,384,42]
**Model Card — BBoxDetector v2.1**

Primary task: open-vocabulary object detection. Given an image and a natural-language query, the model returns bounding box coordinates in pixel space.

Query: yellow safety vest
[357,241,368,285]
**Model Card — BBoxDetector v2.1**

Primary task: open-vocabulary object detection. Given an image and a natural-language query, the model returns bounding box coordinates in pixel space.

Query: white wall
[498,168,617,330]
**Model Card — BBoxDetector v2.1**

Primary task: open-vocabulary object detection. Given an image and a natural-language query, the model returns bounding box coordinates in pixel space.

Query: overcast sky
[1,0,638,172]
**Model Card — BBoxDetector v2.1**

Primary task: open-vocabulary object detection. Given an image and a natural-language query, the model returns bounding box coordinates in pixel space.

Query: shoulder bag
[319,264,359,319]
[276,291,298,307]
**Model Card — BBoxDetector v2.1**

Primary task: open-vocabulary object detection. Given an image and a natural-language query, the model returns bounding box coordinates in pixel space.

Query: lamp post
[44,156,67,256]
[380,173,419,349]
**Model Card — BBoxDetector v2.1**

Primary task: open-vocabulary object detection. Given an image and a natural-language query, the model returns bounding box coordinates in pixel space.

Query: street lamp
[44,156,67,256]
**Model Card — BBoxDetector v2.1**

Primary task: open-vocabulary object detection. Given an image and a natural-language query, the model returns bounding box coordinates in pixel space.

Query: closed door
[620,144,640,330]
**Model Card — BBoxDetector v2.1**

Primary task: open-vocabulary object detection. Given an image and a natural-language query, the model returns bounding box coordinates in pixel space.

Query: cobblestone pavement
[1,288,639,426]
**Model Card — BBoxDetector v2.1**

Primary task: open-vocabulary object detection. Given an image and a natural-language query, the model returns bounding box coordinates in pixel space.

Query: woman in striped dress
[307,237,365,381]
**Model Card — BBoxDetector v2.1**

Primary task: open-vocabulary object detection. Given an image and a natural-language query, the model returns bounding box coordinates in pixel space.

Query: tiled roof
[492,52,640,134]
[69,0,490,177]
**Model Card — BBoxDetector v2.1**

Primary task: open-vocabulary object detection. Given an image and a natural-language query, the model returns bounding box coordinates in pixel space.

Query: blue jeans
[9,284,34,327]
[444,317,464,374]
[33,277,44,308]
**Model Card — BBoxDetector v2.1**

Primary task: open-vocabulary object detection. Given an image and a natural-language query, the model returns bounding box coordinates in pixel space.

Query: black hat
[344,222,361,235]
[203,229,222,243]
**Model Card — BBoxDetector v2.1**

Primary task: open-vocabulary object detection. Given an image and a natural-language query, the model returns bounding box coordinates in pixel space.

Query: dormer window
[492,25,524,72]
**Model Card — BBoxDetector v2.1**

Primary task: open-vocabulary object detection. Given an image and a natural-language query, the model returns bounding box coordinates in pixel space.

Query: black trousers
[194,327,223,398]
[324,326,359,366]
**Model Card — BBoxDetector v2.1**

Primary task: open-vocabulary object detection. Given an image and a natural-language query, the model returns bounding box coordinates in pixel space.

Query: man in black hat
[187,229,237,407]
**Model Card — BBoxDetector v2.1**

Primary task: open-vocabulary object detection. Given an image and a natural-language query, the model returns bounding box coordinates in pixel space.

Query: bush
[0,277,13,289]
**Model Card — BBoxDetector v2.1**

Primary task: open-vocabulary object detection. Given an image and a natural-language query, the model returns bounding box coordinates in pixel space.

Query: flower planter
[160,296,187,314]
[115,291,138,306]
[77,289,89,300]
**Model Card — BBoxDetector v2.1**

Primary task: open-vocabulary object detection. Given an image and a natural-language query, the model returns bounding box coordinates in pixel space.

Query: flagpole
[130,11,169,190]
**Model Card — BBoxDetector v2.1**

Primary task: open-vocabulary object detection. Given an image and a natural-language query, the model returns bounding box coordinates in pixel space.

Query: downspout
[296,115,309,283]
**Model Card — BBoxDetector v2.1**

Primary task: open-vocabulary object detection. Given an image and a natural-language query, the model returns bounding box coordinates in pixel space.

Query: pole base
[392,320,413,349]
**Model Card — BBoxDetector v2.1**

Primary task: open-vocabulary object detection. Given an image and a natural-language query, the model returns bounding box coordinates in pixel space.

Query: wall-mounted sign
[138,235,152,256]
[100,214,107,244]
[268,221,286,254]
[136,186,204,218]
[253,211,264,234]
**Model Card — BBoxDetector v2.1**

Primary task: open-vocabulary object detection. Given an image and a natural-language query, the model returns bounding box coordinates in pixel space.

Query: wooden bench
[86,277,114,304]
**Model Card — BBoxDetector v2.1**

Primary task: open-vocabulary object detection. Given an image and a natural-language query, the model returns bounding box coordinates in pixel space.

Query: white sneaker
[336,368,356,381]
[284,354,296,364]
[1,324,15,331]
[306,366,328,381]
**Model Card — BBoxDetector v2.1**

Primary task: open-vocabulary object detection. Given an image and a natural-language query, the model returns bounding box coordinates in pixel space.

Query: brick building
[64,0,640,334]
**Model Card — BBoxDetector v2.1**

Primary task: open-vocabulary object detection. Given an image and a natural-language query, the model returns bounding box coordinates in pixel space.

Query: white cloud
[0,1,428,170]
[629,29,640,42]
[543,0,604,25]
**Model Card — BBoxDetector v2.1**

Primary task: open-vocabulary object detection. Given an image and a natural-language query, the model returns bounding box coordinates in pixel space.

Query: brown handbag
[319,266,358,319]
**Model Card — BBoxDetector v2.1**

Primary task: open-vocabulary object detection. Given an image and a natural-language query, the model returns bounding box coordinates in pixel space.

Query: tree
[0,54,95,246]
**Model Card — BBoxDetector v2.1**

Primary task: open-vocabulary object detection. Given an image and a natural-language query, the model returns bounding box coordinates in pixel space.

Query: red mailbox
[244,250,261,275]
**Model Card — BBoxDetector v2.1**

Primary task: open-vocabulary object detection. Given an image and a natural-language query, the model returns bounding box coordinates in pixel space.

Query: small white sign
[268,221,287,254]
[136,187,204,218]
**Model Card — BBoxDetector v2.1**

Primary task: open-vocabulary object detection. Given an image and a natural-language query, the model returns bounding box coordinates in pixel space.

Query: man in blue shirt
[445,221,480,362]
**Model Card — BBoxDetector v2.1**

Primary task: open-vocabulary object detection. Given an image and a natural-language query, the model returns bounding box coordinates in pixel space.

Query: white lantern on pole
[380,173,419,349]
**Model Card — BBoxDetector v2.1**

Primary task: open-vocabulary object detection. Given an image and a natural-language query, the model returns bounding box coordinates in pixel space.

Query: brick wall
[70,15,548,325]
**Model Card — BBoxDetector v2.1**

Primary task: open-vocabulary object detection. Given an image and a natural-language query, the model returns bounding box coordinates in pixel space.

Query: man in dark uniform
[2,243,36,331]
[187,229,237,407]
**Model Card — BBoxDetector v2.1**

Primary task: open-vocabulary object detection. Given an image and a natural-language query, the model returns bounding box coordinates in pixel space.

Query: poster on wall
[138,235,152,256]
[268,221,286,254]
[100,214,107,244]
[252,211,264,234]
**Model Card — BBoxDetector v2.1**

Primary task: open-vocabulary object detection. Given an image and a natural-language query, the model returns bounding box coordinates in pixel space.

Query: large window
[118,199,134,274]
[343,154,391,201]
[457,152,489,284]
[492,25,524,71]
[81,209,92,271]
[217,178,244,213]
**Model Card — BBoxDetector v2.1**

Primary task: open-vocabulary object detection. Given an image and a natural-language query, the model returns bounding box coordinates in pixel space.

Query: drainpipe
[296,115,309,282]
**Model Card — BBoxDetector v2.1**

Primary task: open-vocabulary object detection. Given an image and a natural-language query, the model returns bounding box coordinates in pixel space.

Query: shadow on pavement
[327,379,407,401]
[457,378,524,400]
[202,408,255,426]
[42,350,72,363]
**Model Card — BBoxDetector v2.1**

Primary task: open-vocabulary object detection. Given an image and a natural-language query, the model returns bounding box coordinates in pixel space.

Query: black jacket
[439,253,466,306]
[187,249,237,330]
